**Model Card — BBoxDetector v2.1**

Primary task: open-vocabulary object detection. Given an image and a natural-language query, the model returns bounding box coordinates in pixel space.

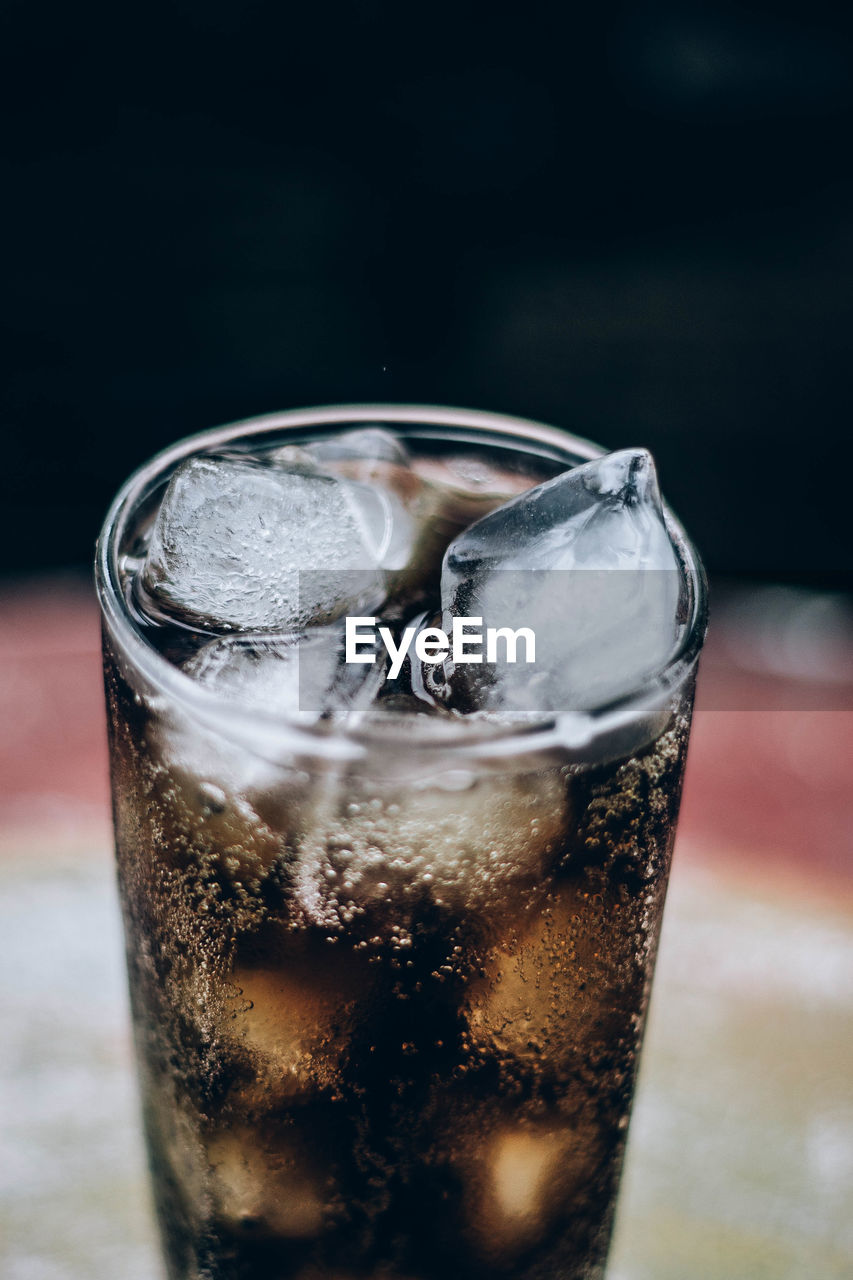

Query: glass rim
[95,403,709,764]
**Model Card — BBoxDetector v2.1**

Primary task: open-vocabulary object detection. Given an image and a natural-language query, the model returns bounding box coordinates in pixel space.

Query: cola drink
[97,406,707,1280]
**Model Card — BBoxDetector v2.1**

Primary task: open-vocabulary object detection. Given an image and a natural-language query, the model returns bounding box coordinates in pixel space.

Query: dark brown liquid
[105,631,691,1280]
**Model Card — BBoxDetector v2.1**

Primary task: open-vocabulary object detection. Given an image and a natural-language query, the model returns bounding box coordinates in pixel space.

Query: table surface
[1,577,851,1280]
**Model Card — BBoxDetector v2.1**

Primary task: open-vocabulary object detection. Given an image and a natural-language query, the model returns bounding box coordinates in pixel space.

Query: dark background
[2,0,852,584]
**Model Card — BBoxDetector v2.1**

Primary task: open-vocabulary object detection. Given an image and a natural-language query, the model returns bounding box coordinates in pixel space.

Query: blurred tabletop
[1,575,852,1280]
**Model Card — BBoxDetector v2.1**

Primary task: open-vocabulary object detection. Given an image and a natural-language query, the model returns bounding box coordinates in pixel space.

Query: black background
[2,0,852,584]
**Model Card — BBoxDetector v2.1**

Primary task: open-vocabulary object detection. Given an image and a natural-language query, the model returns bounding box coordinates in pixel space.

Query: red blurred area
[0,577,850,898]
[0,577,110,849]
[680,702,853,892]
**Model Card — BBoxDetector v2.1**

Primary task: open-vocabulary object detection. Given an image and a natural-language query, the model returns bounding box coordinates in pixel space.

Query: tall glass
[96,405,707,1280]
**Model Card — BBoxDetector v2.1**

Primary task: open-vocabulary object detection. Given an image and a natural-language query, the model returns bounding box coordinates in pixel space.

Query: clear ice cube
[184,628,384,724]
[270,432,541,613]
[139,455,388,631]
[436,449,684,715]
[411,451,540,524]
[290,763,569,937]
[280,434,448,606]
[299,426,410,468]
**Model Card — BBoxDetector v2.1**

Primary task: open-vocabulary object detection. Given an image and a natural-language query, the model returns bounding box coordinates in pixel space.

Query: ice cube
[118,717,287,892]
[458,1117,604,1261]
[140,629,382,891]
[139,455,388,632]
[411,451,540,524]
[261,432,542,615]
[436,449,684,715]
[218,934,376,1110]
[206,1125,328,1239]
[184,628,384,724]
[290,764,569,939]
[298,426,411,468]
[269,429,419,577]
[138,631,383,915]
[463,881,646,1082]
[282,431,537,612]
[294,440,443,607]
